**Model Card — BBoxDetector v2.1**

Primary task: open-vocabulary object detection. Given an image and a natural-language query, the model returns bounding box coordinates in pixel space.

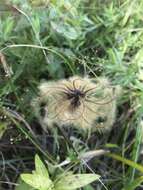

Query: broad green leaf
[123,176,143,190]
[84,185,95,190]
[51,22,79,40]
[54,174,100,190]
[21,173,54,190]
[35,154,49,178]
[15,177,35,190]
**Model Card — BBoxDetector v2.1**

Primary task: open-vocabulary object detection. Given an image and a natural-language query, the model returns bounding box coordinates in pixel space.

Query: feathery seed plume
[33,76,120,132]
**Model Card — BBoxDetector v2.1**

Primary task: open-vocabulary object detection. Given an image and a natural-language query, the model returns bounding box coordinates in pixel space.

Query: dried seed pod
[33,76,121,132]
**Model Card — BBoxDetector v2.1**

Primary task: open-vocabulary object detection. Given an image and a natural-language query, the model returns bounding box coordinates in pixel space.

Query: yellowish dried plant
[33,76,121,132]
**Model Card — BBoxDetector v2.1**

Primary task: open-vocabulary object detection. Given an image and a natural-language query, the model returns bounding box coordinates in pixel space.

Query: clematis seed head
[32,76,121,132]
